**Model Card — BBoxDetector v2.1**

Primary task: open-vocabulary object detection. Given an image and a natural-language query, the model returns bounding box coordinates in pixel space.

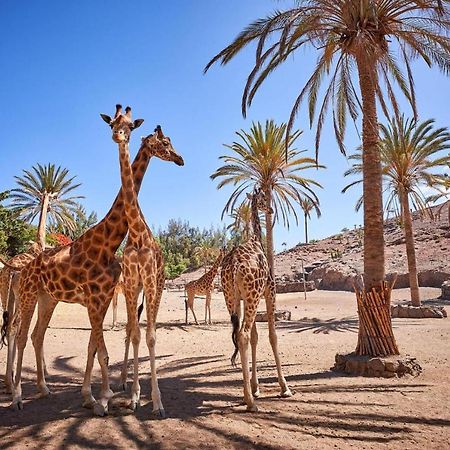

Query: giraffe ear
[100,114,112,125]
[133,119,144,130]
[246,192,252,200]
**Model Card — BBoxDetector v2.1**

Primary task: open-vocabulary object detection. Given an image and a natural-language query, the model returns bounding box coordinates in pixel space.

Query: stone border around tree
[391,304,447,319]
[255,310,291,322]
[332,353,423,378]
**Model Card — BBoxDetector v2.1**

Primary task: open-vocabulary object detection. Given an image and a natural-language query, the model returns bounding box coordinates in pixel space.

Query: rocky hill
[275,202,450,291]
[172,203,449,292]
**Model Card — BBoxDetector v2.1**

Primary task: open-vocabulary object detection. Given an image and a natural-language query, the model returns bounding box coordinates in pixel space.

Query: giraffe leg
[87,302,114,416]
[6,327,17,394]
[10,294,38,410]
[250,322,259,397]
[122,285,142,410]
[119,254,140,396]
[31,293,57,397]
[205,292,212,325]
[187,292,198,325]
[141,266,164,417]
[81,331,97,408]
[264,279,292,398]
[237,304,258,412]
[4,273,16,393]
[111,290,118,330]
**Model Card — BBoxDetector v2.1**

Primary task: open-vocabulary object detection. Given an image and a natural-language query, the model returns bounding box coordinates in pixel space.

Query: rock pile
[391,304,447,318]
[332,353,423,377]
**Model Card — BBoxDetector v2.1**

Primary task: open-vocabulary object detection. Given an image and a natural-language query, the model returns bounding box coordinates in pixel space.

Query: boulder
[255,310,291,322]
[441,280,450,300]
[276,280,316,294]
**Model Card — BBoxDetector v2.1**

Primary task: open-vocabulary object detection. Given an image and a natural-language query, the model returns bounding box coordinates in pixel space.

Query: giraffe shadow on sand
[0,353,446,449]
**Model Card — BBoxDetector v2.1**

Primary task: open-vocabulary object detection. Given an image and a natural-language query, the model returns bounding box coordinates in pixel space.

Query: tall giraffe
[100,105,184,415]
[184,249,225,325]
[220,188,292,411]
[7,109,157,416]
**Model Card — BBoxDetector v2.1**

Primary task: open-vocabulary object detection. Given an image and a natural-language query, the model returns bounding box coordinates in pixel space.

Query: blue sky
[0,1,449,251]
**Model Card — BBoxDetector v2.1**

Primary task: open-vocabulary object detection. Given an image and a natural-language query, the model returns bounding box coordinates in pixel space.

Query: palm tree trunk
[304,212,308,244]
[400,188,421,306]
[264,187,275,276]
[37,193,50,249]
[355,55,399,357]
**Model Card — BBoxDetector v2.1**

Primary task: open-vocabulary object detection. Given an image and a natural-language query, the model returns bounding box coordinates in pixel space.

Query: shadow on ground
[1,351,449,449]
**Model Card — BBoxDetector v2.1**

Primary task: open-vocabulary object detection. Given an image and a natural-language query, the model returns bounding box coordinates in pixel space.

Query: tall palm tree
[343,117,450,306]
[211,120,323,275]
[299,198,321,243]
[9,163,84,248]
[205,1,450,356]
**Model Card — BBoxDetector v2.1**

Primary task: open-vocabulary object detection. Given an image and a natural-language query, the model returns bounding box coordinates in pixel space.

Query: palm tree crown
[211,120,323,227]
[9,163,84,244]
[206,0,450,156]
[343,117,450,214]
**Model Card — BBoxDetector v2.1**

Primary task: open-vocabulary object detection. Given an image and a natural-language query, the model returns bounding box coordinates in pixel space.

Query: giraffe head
[100,104,144,143]
[247,188,273,214]
[140,126,184,166]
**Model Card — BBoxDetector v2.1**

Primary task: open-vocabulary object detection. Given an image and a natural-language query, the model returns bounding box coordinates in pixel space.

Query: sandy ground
[0,287,449,450]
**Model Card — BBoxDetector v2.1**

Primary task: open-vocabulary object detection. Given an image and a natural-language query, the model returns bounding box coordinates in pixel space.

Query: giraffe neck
[72,141,151,258]
[205,255,222,281]
[251,197,262,243]
[118,141,145,241]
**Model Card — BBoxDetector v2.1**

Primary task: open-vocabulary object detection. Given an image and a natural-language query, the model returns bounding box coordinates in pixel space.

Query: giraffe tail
[230,312,239,366]
[137,293,145,322]
[0,310,8,349]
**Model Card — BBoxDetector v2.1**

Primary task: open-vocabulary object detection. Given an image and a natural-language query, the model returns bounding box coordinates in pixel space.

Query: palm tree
[9,163,84,248]
[343,117,450,306]
[299,198,321,244]
[49,204,98,240]
[211,120,323,275]
[194,244,219,272]
[205,1,450,356]
[227,201,267,244]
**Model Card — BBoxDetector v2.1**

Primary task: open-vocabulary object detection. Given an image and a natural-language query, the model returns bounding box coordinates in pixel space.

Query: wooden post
[301,259,307,302]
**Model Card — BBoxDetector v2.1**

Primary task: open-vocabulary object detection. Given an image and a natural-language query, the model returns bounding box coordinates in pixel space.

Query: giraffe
[184,249,225,325]
[0,242,43,393]
[220,188,292,411]
[7,108,158,416]
[100,105,184,415]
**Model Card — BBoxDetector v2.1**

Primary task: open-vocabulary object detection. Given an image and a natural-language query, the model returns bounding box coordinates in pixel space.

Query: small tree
[299,198,321,244]
[0,191,36,257]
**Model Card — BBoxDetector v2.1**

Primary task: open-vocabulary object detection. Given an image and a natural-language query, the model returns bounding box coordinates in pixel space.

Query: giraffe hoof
[153,408,165,418]
[252,389,260,398]
[246,404,258,413]
[93,402,108,417]
[11,400,23,411]
[281,389,293,398]
[37,388,51,398]
[129,400,140,411]
[82,399,96,409]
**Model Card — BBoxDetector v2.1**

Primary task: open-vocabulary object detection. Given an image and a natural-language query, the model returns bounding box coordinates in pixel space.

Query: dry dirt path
[1,288,449,449]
